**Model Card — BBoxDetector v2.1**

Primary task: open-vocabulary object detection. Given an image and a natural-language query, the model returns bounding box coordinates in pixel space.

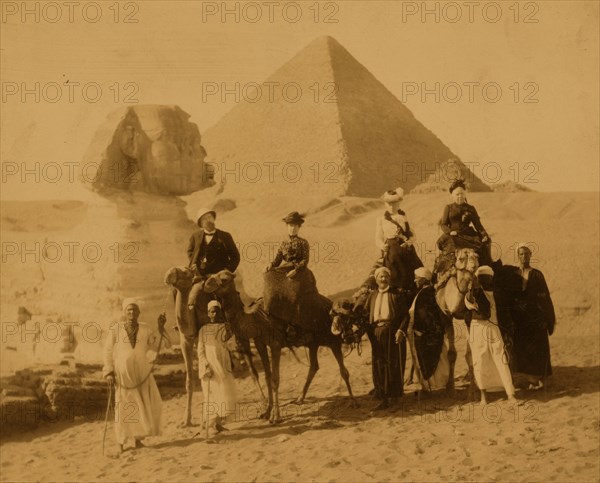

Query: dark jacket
[187,229,240,276]
[440,203,487,237]
[269,236,310,271]
[365,287,410,333]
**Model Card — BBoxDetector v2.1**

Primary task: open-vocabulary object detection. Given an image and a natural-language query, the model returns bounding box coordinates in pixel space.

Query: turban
[374,267,392,279]
[414,267,433,281]
[207,300,222,311]
[475,266,494,277]
[122,298,141,312]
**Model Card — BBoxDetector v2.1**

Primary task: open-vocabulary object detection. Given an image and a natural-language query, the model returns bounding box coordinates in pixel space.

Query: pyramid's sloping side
[202,37,350,198]
[327,37,489,195]
[202,36,489,199]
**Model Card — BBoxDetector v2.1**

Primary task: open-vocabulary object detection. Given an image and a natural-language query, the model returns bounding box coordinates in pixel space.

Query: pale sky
[1,0,598,195]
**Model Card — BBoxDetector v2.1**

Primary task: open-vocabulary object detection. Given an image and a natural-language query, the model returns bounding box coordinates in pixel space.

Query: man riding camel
[187,207,241,315]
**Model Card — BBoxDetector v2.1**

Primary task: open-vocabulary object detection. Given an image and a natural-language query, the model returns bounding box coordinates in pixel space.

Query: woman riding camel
[266,211,313,280]
[357,188,423,299]
[379,187,424,293]
[436,179,492,268]
[264,211,319,340]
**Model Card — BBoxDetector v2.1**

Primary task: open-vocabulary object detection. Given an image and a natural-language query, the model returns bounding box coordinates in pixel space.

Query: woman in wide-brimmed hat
[356,187,423,300]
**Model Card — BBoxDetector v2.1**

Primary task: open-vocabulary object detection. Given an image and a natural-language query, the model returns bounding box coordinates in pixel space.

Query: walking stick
[102,380,114,457]
[398,335,405,399]
[205,376,211,440]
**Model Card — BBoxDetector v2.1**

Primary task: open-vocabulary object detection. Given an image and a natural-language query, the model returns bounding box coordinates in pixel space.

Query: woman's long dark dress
[437,202,492,267]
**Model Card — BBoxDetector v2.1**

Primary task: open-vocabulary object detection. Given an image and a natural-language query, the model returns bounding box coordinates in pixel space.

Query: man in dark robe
[407,268,450,391]
[510,244,555,389]
[364,267,410,410]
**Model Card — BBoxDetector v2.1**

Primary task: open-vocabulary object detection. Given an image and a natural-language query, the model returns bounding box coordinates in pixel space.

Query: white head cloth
[207,300,222,311]
[122,298,141,312]
[414,267,433,281]
[475,266,494,277]
[374,267,392,279]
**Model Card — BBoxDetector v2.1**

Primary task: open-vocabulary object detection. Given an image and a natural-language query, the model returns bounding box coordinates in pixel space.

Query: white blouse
[375,211,416,250]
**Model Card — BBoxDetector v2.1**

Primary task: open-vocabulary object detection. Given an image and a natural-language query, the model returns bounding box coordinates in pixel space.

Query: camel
[434,248,480,318]
[163,266,266,427]
[432,247,481,394]
[433,248,523,400]
[164,266,357,425]
[211,268,357,422]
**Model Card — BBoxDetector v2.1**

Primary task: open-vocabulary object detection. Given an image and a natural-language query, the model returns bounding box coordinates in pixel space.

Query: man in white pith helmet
[187,208,240,311]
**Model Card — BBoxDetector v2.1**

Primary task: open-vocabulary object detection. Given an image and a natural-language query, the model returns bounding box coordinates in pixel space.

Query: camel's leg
[240,338,266,402]
[254,341,273,420]
[445,317,457,395]
[330,342,358,408]
[269,342,282,424]
[294,343,319,405]
[179,333,195,427]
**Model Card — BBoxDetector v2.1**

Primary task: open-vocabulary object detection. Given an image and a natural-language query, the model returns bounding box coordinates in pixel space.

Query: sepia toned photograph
[1,1,598,481]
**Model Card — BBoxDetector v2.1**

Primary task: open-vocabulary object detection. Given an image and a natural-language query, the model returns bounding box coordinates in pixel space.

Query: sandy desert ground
[0,190,598,482]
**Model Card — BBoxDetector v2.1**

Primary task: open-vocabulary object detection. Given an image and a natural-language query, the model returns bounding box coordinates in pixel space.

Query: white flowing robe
[197,323,236,427]
[102,322,163,444]
[466,291,516,395]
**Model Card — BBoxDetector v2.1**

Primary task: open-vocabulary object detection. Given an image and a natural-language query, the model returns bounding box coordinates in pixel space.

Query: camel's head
[203,269,237,295]
[455,248,479,273]
[330,298,367,348]
[164,266,194,288]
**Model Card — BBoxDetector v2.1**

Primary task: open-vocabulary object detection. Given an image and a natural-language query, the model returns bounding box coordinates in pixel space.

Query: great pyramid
[202,36,489,198]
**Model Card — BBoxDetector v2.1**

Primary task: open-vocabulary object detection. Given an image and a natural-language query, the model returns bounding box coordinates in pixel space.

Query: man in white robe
[465,266,517,405]
[103,298,169,452]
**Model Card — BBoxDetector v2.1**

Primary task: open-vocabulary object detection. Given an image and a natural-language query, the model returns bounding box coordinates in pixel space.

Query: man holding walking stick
[364,267,410,410]
[103,298,170,454]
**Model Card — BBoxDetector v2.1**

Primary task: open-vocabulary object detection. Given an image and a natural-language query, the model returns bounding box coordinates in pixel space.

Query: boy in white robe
[198,300,236,436]
[103,298,169,453]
